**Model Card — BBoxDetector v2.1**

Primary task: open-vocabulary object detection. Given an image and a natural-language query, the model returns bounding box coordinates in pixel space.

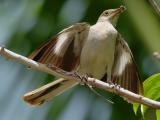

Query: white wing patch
[111,34,142,94]
[113,43,131,76]
[54,32,71,56]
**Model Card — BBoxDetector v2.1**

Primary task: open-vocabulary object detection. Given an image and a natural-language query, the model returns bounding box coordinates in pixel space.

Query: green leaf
[156,110,160,120]
[142,73,160,114]
[132,73,160,115]
[133,103,140,114]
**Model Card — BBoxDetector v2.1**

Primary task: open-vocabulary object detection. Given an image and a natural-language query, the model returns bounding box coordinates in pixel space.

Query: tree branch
[148,0,160,16]
[153,52,160,61]
[0,46,160,109]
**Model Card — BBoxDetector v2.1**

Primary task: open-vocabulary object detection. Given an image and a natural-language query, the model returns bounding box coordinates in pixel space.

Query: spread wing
[111,34,143,94]
[29,23,90,71]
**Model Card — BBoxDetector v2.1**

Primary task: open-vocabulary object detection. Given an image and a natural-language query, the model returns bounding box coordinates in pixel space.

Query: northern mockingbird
[23,5,143,105]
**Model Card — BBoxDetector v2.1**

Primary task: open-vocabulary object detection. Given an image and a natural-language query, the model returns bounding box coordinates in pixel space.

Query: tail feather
[22,78,78,105]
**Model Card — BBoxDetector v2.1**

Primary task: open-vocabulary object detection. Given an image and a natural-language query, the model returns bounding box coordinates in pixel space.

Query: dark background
[0,0,160,120]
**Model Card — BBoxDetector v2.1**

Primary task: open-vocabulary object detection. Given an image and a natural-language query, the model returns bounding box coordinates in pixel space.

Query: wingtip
[22,93,45,106]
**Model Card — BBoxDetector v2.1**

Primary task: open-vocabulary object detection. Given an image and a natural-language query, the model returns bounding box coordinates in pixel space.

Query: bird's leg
[106,56,115,85]
[107,73,121,89]
[106,67,114,85]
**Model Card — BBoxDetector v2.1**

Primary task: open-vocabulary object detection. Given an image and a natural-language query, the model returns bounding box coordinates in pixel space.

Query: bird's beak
[111,6,126,18]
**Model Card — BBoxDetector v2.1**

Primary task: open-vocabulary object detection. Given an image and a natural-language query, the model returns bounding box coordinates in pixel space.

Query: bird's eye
[105,12,109,15]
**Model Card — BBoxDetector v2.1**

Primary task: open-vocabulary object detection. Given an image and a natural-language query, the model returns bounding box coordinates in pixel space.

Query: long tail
[22,78,78,105]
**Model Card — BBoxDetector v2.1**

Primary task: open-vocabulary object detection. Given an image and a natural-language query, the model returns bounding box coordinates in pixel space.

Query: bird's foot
[46,63,54,69]
[107,80,114,86]
[74,72,89,85]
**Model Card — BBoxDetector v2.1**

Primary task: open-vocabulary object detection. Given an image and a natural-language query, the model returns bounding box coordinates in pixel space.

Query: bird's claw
[46,63,53,68]
[74,72,89,85]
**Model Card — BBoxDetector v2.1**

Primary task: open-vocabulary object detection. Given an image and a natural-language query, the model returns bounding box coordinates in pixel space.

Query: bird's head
[98,6,126,26]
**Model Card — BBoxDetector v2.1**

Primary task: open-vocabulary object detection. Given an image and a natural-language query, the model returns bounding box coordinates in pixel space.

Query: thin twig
[148,0,160,16]
[153,52,160,61]
[0,46,160,109]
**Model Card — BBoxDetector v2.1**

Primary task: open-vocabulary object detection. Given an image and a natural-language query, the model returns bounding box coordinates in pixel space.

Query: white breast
[79,22,118,79]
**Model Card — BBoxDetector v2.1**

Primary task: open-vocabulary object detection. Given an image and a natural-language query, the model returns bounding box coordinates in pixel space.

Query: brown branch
[0,46,160,109]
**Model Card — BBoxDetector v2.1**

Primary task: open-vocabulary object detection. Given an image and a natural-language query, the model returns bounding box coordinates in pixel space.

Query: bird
[22,5,143,105]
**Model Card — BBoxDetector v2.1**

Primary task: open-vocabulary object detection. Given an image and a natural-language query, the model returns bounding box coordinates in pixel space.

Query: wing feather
[29,23,90,71]
[111,34,143,94]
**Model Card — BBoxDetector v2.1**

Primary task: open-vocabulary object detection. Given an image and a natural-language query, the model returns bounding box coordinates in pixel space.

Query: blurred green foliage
[0,0,160,120]
[133,73,160,119]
